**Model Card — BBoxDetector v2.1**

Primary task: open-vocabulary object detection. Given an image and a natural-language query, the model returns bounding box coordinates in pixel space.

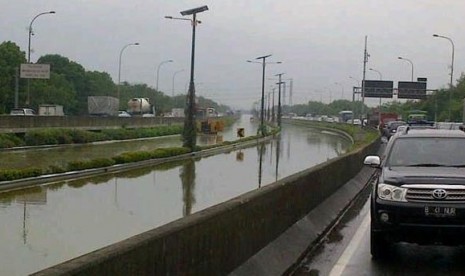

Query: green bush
[0,133,24,148]
[0,167,42,181]
[67,158,116,171]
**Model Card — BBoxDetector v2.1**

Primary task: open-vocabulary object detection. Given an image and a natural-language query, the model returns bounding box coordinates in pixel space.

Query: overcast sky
[1,0,464,109]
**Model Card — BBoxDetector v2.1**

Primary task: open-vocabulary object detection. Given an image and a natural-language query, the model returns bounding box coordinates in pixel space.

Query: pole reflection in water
[180,159,196,217]
[257,142,266,188]
[275,135,281,182]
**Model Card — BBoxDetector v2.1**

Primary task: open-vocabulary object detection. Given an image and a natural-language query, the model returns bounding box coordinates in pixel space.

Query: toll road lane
[293,192,465,275]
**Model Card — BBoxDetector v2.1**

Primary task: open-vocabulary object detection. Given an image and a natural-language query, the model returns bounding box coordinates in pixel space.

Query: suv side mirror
[364,155,381,168]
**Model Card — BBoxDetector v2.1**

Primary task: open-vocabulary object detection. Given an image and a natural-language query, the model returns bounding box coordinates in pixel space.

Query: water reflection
[180,160,196,216]
[0,123,352,275]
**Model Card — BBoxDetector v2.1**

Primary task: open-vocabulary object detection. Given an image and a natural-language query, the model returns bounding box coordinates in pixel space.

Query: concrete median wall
[33,135,380,276]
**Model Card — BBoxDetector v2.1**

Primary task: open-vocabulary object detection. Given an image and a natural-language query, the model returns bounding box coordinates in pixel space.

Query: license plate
[424,206,456,217]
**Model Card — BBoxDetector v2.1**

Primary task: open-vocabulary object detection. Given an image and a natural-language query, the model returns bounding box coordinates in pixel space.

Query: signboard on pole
[397,81,427,99]
[362,80,394,98]
[20,64,50,79]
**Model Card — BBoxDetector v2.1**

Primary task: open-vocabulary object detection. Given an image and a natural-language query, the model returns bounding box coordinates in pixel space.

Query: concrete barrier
[33,134,380,276]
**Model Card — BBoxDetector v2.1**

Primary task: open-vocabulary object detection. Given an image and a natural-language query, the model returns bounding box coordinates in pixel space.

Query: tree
[0,41,26,112]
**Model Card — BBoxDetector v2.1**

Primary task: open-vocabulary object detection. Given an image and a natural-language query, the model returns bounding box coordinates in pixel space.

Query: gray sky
[1,0,464,109]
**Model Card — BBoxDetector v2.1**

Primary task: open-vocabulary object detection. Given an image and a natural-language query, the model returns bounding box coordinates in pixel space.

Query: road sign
[363,80,393,98]
[20,64,50,79]
[397,81,427,99]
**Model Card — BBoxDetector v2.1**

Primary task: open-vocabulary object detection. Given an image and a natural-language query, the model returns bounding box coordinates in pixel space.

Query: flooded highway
[0,116,352,275]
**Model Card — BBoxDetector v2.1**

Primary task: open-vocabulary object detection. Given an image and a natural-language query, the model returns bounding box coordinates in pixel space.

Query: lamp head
[134,43,140,46]
[49,11,56,14]
[180,5,209,16]
[165,16,173,19]
[433,34,439,37]
[398,56,402,59]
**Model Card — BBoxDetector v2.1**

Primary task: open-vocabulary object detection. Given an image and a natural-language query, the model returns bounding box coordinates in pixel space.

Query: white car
[352,119,362,125]
[118,111,131,117]
[142,113,155,117]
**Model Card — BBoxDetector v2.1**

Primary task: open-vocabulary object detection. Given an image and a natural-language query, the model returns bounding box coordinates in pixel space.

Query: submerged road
[0,115,352,275]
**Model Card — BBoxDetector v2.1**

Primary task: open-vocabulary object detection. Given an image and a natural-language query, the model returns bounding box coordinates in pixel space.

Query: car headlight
[377,184,408,202]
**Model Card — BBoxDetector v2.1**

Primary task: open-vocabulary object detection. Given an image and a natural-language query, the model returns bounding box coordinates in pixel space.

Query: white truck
[88,96,119,116]
[38,104,64,116]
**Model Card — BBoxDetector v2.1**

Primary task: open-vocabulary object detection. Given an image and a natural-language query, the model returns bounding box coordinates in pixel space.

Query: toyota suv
[364,127,465,259]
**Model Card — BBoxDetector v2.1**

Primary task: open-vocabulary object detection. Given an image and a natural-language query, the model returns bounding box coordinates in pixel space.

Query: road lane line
[328,213,370,276]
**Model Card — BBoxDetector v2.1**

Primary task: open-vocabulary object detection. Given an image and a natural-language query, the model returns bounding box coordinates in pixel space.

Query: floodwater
[0,115,352,275]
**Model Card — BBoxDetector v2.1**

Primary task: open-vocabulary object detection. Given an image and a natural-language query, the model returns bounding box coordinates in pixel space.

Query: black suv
[364,128,465,259]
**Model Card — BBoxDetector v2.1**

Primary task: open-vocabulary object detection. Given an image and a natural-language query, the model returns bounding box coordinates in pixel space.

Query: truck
[367,111,399,128]
[38,104,64,116]
[87,96,119,116]
[127,98,155,116]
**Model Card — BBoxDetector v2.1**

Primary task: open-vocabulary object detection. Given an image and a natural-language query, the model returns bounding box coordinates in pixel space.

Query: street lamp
[334,82,345,99]
[433,34,455,121]
[166,5,208,150]
[247,57,281,136]
[397,56,414,81]
[368,68,382,80]
[369,68,383,126]
[117,42,139,102]
[156,59,173,91]
[28,11,55,63]
[172,69,185,97]
[276,73,285,128]
[27,10,55,105]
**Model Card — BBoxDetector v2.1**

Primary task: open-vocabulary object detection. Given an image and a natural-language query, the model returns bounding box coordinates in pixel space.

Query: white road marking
[328,213,371,276]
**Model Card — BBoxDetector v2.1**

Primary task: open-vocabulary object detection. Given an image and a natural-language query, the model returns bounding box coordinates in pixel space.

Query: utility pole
[276,73,285,127]
[361,36,369,122]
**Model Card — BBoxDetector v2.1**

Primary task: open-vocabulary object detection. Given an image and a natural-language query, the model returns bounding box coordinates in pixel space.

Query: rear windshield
[386,137,465,167]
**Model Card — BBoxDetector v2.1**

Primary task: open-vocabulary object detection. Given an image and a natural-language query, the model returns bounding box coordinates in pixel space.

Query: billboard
[20,64,50,79]
[397,81,427,99]
[362,80,394,98]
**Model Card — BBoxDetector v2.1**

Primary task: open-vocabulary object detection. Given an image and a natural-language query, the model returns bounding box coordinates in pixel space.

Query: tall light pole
[117,42,139,102]
[334,82,344,99]
[27,10,55,105]
[398,56,414,81]
[369,68,383,126]
[276,73,285,128]
[172,69,184,97]
[433,34,455,121]
[156,59,173,91]
[247,57,281,136]
[166,5,208,150]
[28,11,55,63]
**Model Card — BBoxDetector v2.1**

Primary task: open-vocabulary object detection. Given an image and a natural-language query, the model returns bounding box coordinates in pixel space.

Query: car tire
[370,225,389,259]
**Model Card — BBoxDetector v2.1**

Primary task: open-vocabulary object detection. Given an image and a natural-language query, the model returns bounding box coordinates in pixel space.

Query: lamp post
[28,11,55,63]
[117,42,139,102]
[334,82,345,99]
[433,34,455,121]
[369,68,383,126]
[397,56,414,81]
[156,59,173,91]
[247,57,281,135]
[276,73,285,128]
[166,5,208,149]
[27,10,55,105]
[172,69,184,97]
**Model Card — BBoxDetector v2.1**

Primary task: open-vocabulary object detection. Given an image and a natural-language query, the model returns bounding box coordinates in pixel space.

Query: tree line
[0,41,230,116]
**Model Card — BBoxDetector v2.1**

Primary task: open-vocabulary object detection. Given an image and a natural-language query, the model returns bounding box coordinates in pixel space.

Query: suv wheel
[370,224,389,259]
